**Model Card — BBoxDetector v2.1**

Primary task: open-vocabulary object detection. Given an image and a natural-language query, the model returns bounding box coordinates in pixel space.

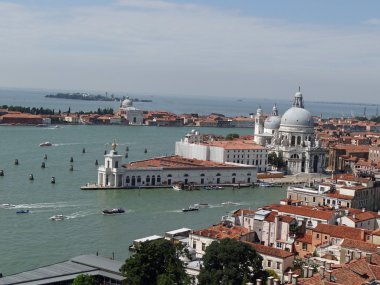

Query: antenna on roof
[298,86,301,92]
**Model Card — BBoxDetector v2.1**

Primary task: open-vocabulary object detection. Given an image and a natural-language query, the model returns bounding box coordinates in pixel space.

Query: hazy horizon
[0,0,379,103]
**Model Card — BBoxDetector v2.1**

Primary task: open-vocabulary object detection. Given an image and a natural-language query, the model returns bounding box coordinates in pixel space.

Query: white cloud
[364,18,380,25]
[0,0,379,101]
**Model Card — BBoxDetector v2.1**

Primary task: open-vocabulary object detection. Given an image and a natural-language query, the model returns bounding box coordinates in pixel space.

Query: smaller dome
[264,115,281,130]
[122,97,133,108]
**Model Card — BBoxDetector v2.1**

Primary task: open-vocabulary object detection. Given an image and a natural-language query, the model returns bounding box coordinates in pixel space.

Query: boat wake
[66,210,98,219]
[13,202,82,209]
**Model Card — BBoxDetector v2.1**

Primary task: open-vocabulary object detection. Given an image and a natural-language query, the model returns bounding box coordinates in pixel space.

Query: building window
[126,176,130,183]
[325,236,328,240]
[193,241,196,249]
[167,174,172,177]
[277,262,281,270]
[316,234,320,238]
[216,173,221,176]
[276,242,282,248]
[302,243,307,250]
[157,175,161,183]
[146,175,150,183]
[313,197,316,202]
[201,243,206,251]
[137,176,141,183]
[184,174,189,177]
[267,260,272,267]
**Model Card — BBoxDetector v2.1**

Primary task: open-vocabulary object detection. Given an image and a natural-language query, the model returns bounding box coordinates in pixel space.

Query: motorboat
[182,206,199,212]
[16,209,29,214]
[172,184,183,191]
[221,201,239,206]
[39,142,52,147]
[193,203,209,208]
[102,208,125,215]
[0,203,16,208]
[50,214,66,221]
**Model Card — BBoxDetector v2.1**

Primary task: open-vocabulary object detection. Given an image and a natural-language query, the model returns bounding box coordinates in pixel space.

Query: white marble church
[254,90,326,174]
[118,97,144,125]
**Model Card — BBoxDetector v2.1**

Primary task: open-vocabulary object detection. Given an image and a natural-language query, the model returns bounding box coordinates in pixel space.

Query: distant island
[45,92,152,102]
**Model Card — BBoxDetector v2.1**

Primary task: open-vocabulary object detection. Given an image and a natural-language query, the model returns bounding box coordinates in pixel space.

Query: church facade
[254,91,326,174]
[118,97,144,125]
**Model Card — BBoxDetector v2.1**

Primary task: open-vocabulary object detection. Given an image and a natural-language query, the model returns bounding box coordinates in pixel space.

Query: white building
[119,97,144,125]
[254,90,326,174]
[175,130,269,172]
[95,142,257,189]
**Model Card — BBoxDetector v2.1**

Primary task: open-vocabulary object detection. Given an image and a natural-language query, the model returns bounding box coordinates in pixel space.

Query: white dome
[280,107,313,128]
[122,98,133,108]
[264,115,281,130]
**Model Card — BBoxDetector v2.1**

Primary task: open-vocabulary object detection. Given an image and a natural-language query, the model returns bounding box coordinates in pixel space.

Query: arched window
[200,173,205,177]
[126,176,130,183]
[232,173,236,176]
[247,173,251,176]
[184,174,189,177]
[297,136,301,145]
[167,174,172,177]
[115,161,119,168]
[291,136,296,146]
[146,175,150,183]
[157,175,161,183]
[216,173,221,176]
[137,176,141,183]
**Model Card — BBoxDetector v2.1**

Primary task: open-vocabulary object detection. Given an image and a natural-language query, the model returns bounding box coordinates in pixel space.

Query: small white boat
[221,201,239,206]
[39,142,52,147]
[193,203,209,208]
[0,203,16,208]
[172,185,183,191]
[49,214,66,221]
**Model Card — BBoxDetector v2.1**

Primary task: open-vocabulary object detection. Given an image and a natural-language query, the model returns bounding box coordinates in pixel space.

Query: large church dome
[281,107,313,127]
[279,91,314,129]
[122,97,133,108]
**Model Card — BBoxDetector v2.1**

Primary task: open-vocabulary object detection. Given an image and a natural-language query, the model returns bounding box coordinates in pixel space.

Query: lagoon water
[0,125,286,276]
[0,88,377,275]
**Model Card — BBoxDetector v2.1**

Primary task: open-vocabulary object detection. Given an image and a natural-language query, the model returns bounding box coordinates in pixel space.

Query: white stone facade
[254,90,326,174]
[118,97,144,125]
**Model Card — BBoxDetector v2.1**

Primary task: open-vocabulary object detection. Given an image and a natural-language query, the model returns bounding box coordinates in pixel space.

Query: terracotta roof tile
[313,224,369,240]
[341,238,379,253]
[244,242,294,259]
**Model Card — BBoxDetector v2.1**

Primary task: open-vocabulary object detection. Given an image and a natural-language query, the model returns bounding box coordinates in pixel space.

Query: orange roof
[123,155,254,170]
[313,224,369,240]
[192,225,249,240]
[341,238,379,253]
[245,242,294,259]
[232,209,255,217]
[296,234,312,244]
[347,211,379,222]
[264,204,335,221]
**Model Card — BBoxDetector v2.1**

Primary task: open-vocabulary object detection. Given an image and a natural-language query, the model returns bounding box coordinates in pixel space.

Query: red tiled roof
[341,238,379,253]
[296,234,312,244]
[313,224,369,240]
[264,204,334,221]
[244,242,294,259]
[192,225,249,240]
[123,155,254,169]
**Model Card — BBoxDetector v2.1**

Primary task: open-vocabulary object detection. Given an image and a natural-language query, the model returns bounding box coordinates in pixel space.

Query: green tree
[120,239,189,285]
[265,269,280,280]
[198,238,266,285]
[71,274,94,285]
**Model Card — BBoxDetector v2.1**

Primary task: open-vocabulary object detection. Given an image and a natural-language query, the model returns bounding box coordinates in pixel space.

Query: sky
[0,0,379,102]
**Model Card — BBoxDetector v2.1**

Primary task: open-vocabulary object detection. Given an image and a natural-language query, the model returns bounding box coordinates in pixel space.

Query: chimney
[352,214,356,219]
[273,279,280,285]
[361,229,365,241]
[267,276,274,285]
[366,253,373,264]
[292,275,299,285]
[326,262,331,270]
[350,251,354,260]
[357,250,362,259]
[362,208,366,212]
[326,270,333,282]
[319,266,325,279]
[308,266,314,278]
[288,269,293,284]
[345,253,351,263]
[256,279,262,285]
[303,266,309,278]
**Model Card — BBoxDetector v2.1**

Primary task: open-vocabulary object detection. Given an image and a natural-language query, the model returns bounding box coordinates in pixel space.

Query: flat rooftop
[123,155,255,170]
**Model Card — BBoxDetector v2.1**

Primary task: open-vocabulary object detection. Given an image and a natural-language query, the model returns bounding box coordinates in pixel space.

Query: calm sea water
[0,87,378,118]
[0,125,286,276]
[0,88,377,276]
